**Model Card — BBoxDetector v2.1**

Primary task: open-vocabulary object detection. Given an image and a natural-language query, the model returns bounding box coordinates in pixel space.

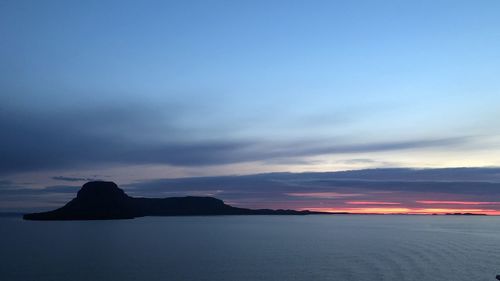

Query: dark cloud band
[0,102,472,174]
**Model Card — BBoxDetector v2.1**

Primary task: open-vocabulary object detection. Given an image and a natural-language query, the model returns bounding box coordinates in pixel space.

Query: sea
[1,215,499,281]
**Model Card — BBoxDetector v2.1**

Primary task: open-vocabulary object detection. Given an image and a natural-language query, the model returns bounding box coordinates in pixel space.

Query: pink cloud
[346,201,401,205]
[416,200,500,205]
[302,207,500,215]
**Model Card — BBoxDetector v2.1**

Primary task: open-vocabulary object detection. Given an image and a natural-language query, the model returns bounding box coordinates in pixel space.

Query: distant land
[23,181,341,220]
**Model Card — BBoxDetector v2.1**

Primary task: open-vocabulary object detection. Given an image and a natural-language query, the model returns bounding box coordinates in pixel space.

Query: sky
[1,0,500,214]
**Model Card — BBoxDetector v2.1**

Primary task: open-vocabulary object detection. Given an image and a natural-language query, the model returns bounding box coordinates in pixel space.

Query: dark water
[1,215,500,281]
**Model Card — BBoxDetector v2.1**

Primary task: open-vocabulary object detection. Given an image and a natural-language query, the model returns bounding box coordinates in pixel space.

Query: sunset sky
[1,0,500,214]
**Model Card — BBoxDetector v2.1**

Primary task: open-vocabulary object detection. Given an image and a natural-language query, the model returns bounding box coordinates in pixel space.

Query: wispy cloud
[0,100,475,174]
[346,201,401,205]
[0,180,14,188]
[52,176,96,182]
[286,192,363,199]
[416,200,500,205]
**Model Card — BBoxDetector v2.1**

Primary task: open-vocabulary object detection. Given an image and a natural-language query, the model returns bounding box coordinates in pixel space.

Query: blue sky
[1,0,500,211]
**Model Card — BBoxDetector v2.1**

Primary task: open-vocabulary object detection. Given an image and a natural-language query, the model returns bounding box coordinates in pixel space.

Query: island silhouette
[23,181,338,220]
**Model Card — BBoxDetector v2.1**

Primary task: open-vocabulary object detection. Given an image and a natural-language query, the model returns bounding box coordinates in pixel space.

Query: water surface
[1,215,500,281]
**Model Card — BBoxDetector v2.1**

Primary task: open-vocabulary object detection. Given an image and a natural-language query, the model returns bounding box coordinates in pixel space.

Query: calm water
[1,215,500,281]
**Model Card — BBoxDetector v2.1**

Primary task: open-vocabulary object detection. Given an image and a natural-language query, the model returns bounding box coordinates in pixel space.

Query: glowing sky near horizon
[1,1,500,213]
[304,207,500,215]
[302,201,500,215]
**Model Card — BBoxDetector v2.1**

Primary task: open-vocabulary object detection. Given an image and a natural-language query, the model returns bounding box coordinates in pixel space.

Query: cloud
[4,168,500,212]
[42,185,81,193]
[122,167,500,195]
[285,192,363,199]
[340,158,379,164]
[0,180,13,186]
[416,200,500,205]
[271,137,469,157]
[0,98,473,175]
[1,86,481,176]
[337,158,398,167]
[119,168,500,211]
[345,201,401,205]
[0,185,79,196]
[52,176,96,182]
